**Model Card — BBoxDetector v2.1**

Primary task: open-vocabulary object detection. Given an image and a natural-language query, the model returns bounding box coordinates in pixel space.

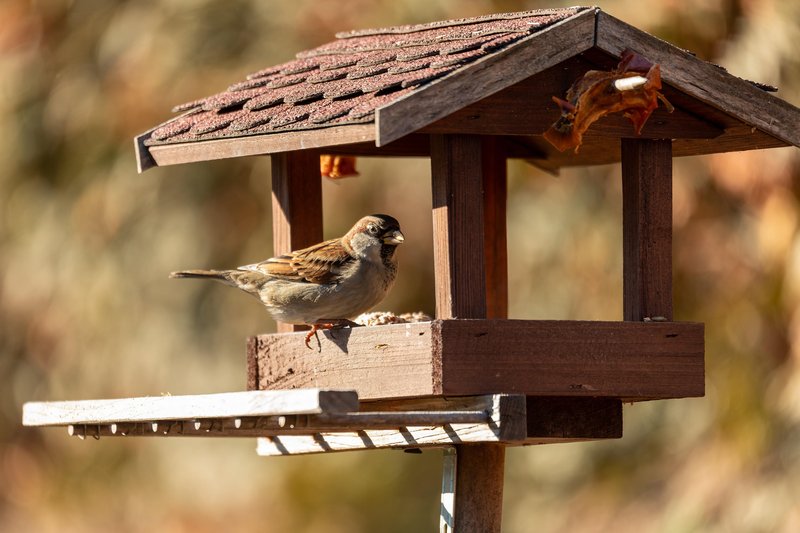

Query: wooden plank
[22,389,359,426]
[270,150,323,333]
[376,8,598,146]
[596,12,800,149]
[525,398,622,441]
[621,139,673,321]
[147,124,376,167]
[440,448,457,533]
[252,320,705,400]
[482,137,508,319]
[252,322,436,397]
[430,134,487,319]
[437,319,703,399]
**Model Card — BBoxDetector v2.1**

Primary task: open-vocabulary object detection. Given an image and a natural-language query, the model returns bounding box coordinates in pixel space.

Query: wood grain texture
[453,444,505,532]
[252,320,704,401]
[596,12,800,148]
[430,134,487,319]
[621,139,673,321]
[148,124,376,167]
[376,8,597,146]
[22,389,358,426]
[482,137,508,320]
[253,322,436,397]
[271,150,323,333]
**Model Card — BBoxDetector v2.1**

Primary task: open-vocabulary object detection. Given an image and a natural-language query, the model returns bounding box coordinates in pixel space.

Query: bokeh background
[2,0,799,531]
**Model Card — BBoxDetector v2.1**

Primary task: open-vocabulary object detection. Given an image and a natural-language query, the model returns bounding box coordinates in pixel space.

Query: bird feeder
[24,7,800,532]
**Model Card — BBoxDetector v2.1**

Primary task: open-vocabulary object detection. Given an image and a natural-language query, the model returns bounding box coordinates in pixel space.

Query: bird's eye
[367,223,379,235]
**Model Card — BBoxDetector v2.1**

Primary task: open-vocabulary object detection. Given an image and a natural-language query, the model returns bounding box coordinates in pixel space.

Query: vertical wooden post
[431,134,504,533]
[271,150,323,333]
[482,137,508,320]
[621,138,673,321]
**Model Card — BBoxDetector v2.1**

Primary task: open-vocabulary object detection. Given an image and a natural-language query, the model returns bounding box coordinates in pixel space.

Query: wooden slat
[146,124,376,167]
[270,150,324,333]
[376,8,597,146]
[22,390,358,426]
[251,322,436,397]
[255,394,526,456]
[621,139,673,321]
[430,134,487,319]
[252,320,704,400]
[596,12,800,149]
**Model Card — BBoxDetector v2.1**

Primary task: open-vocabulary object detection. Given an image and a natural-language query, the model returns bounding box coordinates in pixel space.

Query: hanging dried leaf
[543,49,674,152]
[320,155,359,179]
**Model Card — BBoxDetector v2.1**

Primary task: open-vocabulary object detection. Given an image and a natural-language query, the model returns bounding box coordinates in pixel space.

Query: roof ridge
[334,7,590,39]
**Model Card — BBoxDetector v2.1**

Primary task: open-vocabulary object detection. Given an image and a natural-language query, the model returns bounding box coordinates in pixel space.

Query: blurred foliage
[1,0,799,531]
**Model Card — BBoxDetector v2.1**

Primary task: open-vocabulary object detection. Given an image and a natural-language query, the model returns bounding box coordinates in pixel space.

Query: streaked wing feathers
[241,238,353,285]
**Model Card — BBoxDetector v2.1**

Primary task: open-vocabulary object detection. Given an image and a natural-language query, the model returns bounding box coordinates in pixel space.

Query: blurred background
[2,0,799,531]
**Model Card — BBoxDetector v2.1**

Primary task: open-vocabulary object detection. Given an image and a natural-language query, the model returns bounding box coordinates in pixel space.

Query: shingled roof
[136,7,800,172]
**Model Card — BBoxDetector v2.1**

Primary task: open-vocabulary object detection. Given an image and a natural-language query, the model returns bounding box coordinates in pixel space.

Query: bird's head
[345,214,404,260]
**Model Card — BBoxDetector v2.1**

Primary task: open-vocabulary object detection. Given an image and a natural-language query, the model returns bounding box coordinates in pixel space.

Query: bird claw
[304,319,361,349]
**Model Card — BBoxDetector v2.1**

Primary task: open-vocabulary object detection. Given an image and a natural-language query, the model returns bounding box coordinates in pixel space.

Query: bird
[170,214,404,348]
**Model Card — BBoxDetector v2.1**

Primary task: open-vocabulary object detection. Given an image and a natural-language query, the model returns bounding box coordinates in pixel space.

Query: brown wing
[241,238,354,285]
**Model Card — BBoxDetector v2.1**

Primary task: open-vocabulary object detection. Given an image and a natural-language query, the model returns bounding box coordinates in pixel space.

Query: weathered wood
[147,124,376,167]
[376,8,597,145]
[430,134,487,319]
[621,139,673,321]
[596,12,800,149]
[440,448,457,533]
[482,137,508,319]
[270,150,323,333]
[255,394,526,456]
[22,389,358,426]
[252,320,705,401]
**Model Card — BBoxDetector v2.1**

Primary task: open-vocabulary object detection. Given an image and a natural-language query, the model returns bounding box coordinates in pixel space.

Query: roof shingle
[145,7,588,146]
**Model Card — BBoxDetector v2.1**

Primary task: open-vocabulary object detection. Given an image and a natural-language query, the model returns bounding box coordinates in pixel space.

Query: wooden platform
[22,390,622,455]
[248,319,705,402]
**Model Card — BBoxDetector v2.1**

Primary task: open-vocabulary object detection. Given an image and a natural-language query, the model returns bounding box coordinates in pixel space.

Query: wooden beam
[430,134,487,319]
[596,12,800,149]
[621,139,673,321]
[250,320,705,401]
[270,150,323,333]
[430,133,502,533]
[22,389,358,426]
[376,8,597,146]
[482,137,508,319]
[146,124,376,168]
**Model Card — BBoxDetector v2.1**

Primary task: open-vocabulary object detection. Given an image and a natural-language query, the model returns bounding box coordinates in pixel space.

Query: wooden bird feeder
[24,7,800,532]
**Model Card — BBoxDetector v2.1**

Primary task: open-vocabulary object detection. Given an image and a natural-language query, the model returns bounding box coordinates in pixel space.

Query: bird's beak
[383,230,405,245]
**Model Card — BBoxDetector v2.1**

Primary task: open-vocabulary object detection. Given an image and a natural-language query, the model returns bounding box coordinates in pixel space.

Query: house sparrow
[170,214,404,348]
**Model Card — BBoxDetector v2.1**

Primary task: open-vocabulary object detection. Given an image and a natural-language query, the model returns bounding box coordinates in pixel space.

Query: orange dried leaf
[320,155,359,180]
[543,50,673,152]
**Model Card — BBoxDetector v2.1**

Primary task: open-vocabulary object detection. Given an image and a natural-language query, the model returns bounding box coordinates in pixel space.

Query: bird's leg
[304,319,362,349]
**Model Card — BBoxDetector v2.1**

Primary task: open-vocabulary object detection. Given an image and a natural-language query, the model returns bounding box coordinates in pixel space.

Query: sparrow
[170,214,404,348]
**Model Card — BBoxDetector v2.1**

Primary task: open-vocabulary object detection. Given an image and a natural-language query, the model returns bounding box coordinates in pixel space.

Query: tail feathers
[170,269,231,283]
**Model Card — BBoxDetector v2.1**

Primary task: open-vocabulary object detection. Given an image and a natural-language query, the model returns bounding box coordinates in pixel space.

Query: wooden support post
[270,150,323,332]
[431,134,504,532]
[621,139,673,321]
[482,136,508,320]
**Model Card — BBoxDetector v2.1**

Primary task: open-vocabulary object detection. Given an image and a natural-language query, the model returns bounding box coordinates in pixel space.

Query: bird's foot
[304,319,362,349]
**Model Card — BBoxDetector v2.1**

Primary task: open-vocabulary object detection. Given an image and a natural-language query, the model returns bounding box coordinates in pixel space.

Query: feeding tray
[248,320,704,401]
